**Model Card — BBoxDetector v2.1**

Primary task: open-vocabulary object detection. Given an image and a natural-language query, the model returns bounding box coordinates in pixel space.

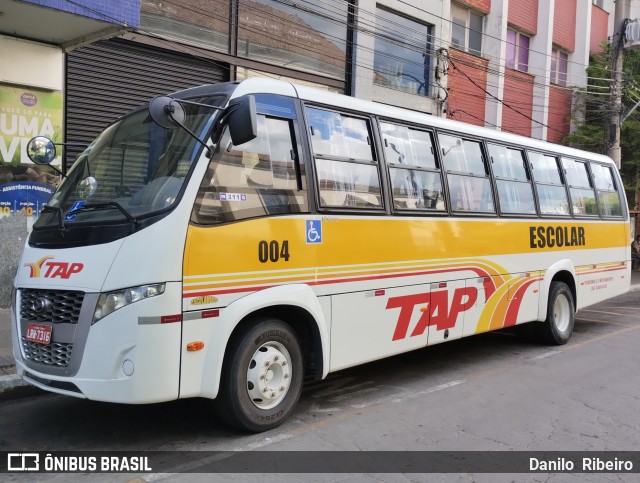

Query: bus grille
[20,289,84,324]
[21,338,73,367]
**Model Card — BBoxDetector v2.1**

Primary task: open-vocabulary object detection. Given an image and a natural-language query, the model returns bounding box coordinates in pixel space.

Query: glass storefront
[237,0,349,80]
[141,0,230,53]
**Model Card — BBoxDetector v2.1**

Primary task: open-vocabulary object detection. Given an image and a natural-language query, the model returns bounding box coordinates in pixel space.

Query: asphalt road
[1,290,639,482]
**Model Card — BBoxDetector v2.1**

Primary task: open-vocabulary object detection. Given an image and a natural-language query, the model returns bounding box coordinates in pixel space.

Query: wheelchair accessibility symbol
[306,220,322,244]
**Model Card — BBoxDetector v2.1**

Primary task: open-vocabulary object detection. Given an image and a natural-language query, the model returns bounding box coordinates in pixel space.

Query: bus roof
[228,77,613,165]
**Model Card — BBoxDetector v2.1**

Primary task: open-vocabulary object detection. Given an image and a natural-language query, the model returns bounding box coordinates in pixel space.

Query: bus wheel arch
[225,304,325,381]
[517,266,576,345]
[537,263,577,321]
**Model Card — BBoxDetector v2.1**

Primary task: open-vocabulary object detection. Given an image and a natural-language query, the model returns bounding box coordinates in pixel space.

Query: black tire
[514,282,575,345]
[215,319,304,432]
[516,281,574,345]
[538,281,575,345]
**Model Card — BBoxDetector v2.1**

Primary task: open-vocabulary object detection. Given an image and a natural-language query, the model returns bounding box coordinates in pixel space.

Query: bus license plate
[26,323,52,345]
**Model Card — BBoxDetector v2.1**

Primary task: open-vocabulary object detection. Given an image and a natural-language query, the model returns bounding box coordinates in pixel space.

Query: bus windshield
[34,94,226,228]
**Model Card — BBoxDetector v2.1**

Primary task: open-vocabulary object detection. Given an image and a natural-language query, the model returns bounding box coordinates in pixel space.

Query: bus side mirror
[228,95,257,146]
[26,136,57,165]
[149,96,186,130]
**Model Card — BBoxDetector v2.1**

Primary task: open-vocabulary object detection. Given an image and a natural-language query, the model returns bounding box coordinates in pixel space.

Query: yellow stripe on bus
[185,218,626,279]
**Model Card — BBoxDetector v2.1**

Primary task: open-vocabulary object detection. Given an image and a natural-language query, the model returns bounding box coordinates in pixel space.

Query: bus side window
[380,122,444,211]
[439,133,495,213]
[488,144,536,215]
[562,157,598,216]
[192,115,308,224]
[306,107,383,209]
[590,162,622,217]
[528,151,570,216]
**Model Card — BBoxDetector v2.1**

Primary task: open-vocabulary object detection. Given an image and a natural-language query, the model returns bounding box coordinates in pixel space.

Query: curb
[0,374,43,402]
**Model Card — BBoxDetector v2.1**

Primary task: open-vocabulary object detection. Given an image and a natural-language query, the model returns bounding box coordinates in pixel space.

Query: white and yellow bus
[12,78,630,432]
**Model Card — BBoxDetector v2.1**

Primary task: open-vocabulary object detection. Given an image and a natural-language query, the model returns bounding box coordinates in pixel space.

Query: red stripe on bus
[503,278,541,328]
[183,266,496,298]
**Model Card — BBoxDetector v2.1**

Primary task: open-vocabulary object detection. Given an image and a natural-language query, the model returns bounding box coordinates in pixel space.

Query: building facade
[0,0,629,304]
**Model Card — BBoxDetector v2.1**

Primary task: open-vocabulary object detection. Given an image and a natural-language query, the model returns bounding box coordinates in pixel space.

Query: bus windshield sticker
[219,193,247,202]
[306,220,322,244]
[65,200,86,221]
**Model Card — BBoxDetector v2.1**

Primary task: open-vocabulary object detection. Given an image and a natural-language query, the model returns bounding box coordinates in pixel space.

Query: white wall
[0,35,64,91]
[353,0,447,115]
[484,0,507,130]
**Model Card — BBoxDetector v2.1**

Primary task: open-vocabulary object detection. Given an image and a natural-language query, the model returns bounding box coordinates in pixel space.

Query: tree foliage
[563,43,640,209]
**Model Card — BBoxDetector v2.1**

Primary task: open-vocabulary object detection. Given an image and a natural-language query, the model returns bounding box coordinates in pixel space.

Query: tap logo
[24,256,84,280]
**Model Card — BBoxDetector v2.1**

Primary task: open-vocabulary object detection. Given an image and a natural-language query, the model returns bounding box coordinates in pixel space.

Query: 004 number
[258,240,290,263]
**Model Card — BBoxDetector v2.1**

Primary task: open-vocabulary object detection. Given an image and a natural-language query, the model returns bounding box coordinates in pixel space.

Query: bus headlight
[93,283,165,323]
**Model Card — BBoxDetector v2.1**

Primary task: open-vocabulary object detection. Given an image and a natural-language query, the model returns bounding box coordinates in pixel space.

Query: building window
[141,0,230,54]
[506,29,530,72]
[373,7,434,96]
[592,0,605,9]
[451,3,483,56]
[237,0,350,81]
[550,48,569,86]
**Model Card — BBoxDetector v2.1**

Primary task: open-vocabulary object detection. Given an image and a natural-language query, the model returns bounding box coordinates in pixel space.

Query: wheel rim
[246,341,292,410]
[553,293,572,334]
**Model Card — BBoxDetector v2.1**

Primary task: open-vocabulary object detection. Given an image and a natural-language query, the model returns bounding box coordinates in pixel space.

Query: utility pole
[607,0,627,168]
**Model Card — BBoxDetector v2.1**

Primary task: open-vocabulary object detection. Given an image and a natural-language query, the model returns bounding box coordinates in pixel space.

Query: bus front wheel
[215,319,304,432]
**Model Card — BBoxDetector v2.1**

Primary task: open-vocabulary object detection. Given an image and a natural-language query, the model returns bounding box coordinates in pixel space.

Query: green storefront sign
[0,84,63,217]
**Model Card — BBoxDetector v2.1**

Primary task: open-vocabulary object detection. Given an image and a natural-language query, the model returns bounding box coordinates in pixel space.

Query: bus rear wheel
[540,281,575,345]
[215,319,304,432]
[516,281,575,345]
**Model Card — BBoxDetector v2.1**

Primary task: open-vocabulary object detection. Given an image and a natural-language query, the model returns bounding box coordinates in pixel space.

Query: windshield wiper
[67,202,137,224]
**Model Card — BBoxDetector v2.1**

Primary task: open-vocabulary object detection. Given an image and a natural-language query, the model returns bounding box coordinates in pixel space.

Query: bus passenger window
[590,163,622,217]
[562,157,598,216]
[307,108,374,161]
[306,107,382,209]
[439,134,494,213]
[447,174,494,212]
[529,151,569,216]
[389,168,444,210]
[439,134,485,175]
[488,144,535,215]
[381,122,443,211]
[380,123,437,169]
[316,159,381,208]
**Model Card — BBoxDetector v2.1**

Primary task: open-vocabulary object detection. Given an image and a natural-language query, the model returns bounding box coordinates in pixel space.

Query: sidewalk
[2,272,640,400]
[0,305,38,398]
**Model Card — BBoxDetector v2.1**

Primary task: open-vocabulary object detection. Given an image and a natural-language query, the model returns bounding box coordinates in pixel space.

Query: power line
[448,57,567,135]
[62,0,609,135]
